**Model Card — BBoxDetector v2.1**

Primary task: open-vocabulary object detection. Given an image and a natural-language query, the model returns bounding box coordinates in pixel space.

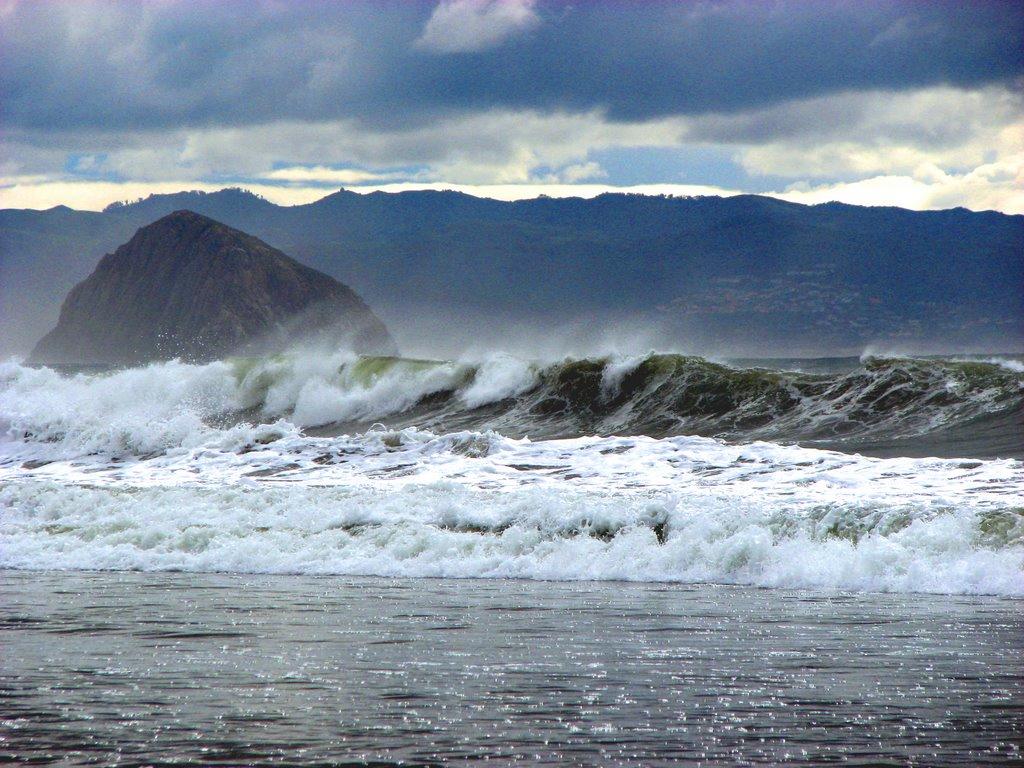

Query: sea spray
[3,352,1021,456]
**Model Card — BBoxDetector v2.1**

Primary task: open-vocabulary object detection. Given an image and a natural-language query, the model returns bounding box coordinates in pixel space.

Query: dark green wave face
[264,354,1023,460]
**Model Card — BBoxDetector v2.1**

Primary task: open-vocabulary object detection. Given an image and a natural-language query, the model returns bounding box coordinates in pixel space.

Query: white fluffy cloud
[722,86,1023,179]
[260,166,407,185]
[775,154,1024,213]
[726,86,1024,213]
[416,0,539,53]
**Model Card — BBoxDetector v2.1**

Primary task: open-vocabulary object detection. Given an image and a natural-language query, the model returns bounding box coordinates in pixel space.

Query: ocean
[1,351,1022,764]
[3,572,1022,766]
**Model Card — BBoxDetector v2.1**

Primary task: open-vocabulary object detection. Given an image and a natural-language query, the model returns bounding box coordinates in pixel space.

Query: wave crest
[3,352,1020,459]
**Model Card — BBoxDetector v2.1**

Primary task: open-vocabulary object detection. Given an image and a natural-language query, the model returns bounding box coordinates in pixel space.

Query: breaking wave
[1,352,1022,594]
[2,351,1021,458]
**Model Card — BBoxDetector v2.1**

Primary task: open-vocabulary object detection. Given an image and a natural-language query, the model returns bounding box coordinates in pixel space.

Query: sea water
[1,352,1022,764]
[2,572,1021,766]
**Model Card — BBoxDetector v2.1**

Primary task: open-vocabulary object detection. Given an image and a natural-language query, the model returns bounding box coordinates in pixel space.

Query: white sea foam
[976,357,1024,374]
[600,354,646,399]
[2,420,1022,594]
[461,354,538,408]
[0,354,472,454]
[0,359,238,456]
[4,351,1020,459]
[1,466,1020,594]
[2,358,1022,595]
[235,351,468,427]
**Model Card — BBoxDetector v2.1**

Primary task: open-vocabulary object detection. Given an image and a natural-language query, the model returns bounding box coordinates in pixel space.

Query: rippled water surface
[2,571,1021,766]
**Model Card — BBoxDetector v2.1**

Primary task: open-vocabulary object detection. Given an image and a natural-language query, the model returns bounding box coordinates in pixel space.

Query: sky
[1,0,1022,212]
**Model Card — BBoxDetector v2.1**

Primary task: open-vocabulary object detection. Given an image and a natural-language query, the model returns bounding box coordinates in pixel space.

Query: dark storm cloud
[1,0,1021,133]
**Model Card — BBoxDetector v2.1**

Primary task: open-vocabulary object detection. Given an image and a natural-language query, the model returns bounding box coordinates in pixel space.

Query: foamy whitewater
[1,351,1022,595]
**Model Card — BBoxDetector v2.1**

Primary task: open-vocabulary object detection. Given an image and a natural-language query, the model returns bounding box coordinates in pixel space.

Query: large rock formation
[28,210,395,365]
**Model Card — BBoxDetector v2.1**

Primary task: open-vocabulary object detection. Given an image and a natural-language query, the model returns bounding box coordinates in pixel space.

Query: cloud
[2,1,1020,131]
[3,83,1022,213]
[416,0,539,53]
[1,2,1020,213]
[1,109,685,187]
[775,155,1024,214]
[710,86,1024,179]
[260,166,408,185]
[549,161,607,184]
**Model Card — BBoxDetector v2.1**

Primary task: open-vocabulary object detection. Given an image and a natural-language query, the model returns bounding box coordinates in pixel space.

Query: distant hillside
[29,210,395,365]
[2,188,1021,356]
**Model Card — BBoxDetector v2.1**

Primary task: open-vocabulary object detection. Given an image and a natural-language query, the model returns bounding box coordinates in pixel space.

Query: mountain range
[2,188,1021,357]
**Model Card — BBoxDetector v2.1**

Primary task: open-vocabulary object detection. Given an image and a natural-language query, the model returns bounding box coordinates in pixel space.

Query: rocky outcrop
[28,210,395,365]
